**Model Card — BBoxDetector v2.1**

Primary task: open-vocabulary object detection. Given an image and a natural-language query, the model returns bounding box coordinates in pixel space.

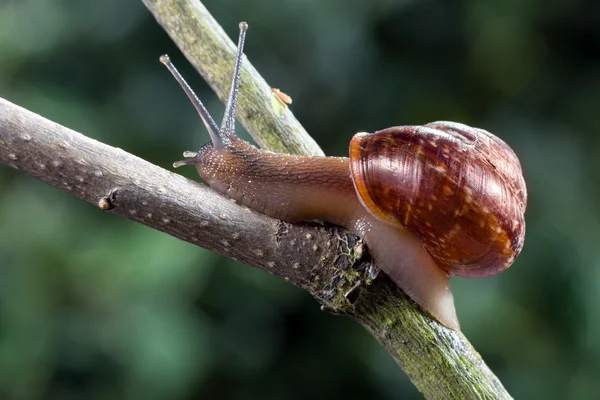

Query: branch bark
[0,1,513,398]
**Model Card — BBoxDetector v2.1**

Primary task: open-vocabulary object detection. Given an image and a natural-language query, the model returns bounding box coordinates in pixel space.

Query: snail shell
[349,121,527,278]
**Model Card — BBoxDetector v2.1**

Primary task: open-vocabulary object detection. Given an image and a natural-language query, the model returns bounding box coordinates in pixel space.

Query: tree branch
[141,0,324,156]
[0,0,513,398]
[0,97,351,292]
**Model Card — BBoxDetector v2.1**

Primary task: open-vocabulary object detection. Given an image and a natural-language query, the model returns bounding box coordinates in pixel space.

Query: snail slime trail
[160,22,527,331]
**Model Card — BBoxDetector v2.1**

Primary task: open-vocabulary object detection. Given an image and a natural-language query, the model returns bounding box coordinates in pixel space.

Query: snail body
[160,23,527,330]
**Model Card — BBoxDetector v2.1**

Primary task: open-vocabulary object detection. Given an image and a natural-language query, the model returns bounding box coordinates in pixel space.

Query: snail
[159,22,527,330]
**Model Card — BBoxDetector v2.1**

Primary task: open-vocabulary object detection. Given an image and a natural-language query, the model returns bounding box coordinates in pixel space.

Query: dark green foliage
[0,0,599,399]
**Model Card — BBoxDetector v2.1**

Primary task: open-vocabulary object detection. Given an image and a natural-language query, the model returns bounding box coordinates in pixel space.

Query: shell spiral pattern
[349,121,527,278]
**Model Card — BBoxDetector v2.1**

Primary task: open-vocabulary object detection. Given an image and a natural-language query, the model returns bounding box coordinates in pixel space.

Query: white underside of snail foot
[351,215,460,330]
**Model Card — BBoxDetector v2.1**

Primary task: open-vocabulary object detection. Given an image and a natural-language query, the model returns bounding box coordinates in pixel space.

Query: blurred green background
[0,0,599,399]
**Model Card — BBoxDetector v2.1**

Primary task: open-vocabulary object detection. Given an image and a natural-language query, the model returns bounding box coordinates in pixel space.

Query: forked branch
[0,0,513,398]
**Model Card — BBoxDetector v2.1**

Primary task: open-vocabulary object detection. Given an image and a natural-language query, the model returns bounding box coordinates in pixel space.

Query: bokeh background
[1,0,599,399]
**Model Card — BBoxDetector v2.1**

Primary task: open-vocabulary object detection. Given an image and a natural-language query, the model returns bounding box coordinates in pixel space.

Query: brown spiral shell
[349,121,527,278]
